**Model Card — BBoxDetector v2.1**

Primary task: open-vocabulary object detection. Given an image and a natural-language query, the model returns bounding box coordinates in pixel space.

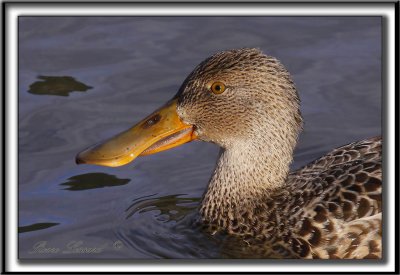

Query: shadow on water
[28,75,92,96]
[125,194,200,222]
[19,222,60,234]
[60,173,130,191]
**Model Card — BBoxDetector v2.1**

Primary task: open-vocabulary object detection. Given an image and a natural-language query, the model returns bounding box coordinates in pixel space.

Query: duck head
[76,48,303,167]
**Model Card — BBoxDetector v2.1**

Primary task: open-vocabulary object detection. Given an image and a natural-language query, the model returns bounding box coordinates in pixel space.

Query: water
[18,17,381,259]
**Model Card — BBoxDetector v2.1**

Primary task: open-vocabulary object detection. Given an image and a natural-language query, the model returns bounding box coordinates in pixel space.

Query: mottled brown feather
[174,48,382,259]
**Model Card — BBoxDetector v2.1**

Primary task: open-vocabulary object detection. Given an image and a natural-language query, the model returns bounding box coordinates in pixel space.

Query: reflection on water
[115,193,224,258]
[118,193,272,258]
[19,222,59,234]
[28,75,92,96]
[125,194,200,221]
[60,173,130,191]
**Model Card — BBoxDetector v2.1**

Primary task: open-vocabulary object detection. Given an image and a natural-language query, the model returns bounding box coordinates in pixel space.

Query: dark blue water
[18,17,381,259]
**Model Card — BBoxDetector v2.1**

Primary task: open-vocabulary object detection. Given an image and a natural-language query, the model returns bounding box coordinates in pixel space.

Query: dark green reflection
[126,194,200,222]
[19,222,59,234]
[60,173,130,191]
[28,75,92,96]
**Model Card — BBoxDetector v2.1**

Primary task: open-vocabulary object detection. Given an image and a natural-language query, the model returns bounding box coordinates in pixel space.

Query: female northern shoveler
[76,48,382,259]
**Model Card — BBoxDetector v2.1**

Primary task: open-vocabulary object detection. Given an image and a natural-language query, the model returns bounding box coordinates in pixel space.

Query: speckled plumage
[175,48,382,259]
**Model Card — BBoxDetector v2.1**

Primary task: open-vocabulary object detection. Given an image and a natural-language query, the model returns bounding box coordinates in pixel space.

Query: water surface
[18,17,381,259]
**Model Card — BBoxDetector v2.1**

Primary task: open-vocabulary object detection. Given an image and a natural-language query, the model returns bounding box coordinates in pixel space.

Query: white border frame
[5,2,396,273]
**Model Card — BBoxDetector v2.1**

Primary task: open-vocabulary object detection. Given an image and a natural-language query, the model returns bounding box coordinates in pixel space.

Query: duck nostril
[142,113,161,129]
[75,155,86,165]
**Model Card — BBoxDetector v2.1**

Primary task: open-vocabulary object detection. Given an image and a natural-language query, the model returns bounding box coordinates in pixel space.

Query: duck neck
[199,138,294,226]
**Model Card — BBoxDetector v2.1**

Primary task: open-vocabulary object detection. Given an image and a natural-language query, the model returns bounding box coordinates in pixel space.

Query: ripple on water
[113,194,226,258]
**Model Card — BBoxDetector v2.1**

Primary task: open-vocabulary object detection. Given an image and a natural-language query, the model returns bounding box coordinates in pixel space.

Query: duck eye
[210,82,226,94]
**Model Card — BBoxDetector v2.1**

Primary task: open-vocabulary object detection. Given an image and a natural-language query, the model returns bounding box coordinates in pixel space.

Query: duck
[76,48,382,259]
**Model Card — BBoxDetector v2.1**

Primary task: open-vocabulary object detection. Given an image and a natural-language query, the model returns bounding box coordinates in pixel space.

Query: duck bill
[75,99,196,167]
